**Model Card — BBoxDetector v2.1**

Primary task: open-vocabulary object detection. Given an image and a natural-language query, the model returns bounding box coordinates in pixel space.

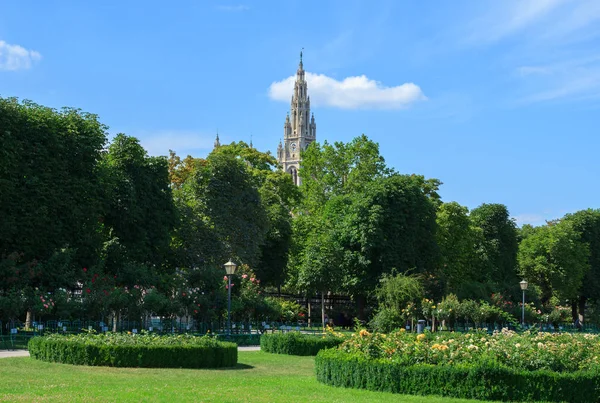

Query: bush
[369,307,404,333]
[260,332,343,356]
[338,329,600,372]
[315,349,600,402]
[28,333,237,368]
[216,333,261,346]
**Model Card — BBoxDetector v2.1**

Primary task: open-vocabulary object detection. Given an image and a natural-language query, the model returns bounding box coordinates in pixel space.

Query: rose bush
[339,328,600,372]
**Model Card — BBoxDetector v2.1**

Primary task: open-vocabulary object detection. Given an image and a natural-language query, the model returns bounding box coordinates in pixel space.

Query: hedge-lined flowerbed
[28,333,237,368]
[315,349,600,402]
[260,332,343,356]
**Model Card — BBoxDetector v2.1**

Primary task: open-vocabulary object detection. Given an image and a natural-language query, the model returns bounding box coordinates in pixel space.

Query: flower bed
[315,329,600,402]
[260,332,344,356]
[28,333,237,368]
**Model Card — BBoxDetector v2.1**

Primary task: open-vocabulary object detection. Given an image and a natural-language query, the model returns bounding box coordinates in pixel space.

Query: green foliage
[518,220,589,303]
[260,332,343,356]
[375,273,424,312]
[435,202,482,298]
[315,348,600,402]
[264,297,305,322]
[28,333,237,368]
[369,308,405,333]
[215,333,261,346]
[470,203,519,298]
[370,273,423,332]
[102,134,176,267]
[338,329,600,372]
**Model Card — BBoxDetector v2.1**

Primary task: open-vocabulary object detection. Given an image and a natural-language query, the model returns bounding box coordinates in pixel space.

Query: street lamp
[520,280,528,327]
[224,260,237,338]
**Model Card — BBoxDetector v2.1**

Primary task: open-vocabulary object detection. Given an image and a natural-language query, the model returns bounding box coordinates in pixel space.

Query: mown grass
[0,351,489,402]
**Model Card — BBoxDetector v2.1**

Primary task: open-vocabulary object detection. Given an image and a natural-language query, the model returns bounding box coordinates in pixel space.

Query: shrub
[315,349,600,402]
[260,332,343,356]
[369,307,404,333]
[216,333,261,346]
[339,329,600,372]
[28,332,237,368]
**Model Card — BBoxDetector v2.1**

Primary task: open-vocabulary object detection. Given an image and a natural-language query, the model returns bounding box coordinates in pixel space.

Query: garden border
[260,332,343,356]
[28,335,237,368]
[315,349,600,402]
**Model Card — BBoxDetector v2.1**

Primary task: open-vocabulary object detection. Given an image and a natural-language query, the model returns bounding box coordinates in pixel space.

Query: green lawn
[0,352,488,402]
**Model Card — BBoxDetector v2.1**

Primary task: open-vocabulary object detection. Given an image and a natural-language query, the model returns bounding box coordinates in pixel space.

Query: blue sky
[1,0,599,226]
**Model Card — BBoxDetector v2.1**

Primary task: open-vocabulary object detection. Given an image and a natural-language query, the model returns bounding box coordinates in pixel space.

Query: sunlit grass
[0,351,488,402]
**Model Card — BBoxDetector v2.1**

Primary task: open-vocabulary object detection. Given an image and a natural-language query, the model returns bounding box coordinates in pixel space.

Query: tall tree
[435,202,482,299]
[562,209,600,323]
[518,221,589,305]
[470,203,519,298]
[102,134,176,267]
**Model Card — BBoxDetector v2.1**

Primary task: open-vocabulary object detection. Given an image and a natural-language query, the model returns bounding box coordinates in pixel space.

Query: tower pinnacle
[214,130,220,149]
[277,52,316,186]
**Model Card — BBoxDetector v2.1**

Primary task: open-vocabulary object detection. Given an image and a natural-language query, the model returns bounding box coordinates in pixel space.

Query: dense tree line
[1,98,600,328]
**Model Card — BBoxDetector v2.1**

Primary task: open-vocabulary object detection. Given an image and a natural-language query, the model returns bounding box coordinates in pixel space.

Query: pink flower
[182,292,186,296]
[242,274,248,279]
[231,283,234,287]
[225,285,228,289]
[250,278,255,282]
[43,304,48,309]
[223,276,228,281]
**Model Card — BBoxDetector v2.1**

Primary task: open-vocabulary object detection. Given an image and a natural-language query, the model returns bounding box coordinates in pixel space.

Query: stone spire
[214,130,220,149]
[277,50,316,186]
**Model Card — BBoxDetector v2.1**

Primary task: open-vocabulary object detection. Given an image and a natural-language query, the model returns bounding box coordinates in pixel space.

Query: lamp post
[520,280,528,327]
[224,260,237,338]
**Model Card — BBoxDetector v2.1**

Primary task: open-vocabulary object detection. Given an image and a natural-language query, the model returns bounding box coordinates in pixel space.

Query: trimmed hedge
[261,332,343,356]
[216,333,261,346]
[28,335,237,368]
[315,349,600,402]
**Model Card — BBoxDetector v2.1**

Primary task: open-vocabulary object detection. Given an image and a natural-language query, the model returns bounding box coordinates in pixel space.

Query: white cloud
[0,40,42,71]
[134,130,215,157]
[516,57,600,103]
[216,5,249,12]
[268,72,426,109]
[465,0,570,44]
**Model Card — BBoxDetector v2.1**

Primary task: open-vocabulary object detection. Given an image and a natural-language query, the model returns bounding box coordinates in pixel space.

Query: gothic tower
[277,51,316,186]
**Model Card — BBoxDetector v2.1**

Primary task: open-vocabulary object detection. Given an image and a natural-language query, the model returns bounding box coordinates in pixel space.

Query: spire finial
[250,134,253,149]
[214,129,220,148]
[300,48,303,62]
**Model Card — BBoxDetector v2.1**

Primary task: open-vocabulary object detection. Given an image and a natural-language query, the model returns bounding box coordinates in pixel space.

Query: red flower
[86,288,91,294]
[182,292,186,296]
[83,267,87,273]
[194,310,198,314]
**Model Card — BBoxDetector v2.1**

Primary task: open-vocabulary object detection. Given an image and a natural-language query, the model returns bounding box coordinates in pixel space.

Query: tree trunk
[578,296,587,328]
[571,300,578,324]
[25,309,33,330]
[356,295,367,322]
[321,292,325,331]
[307,300,311,328]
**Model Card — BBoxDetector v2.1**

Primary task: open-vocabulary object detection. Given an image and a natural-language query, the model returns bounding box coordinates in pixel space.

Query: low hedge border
[315,349,600,402]
[260,332,343,356]
[215,333,261,346]
[28,336,237,368]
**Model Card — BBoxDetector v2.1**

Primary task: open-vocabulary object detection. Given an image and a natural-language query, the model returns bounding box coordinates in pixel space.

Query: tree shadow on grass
[214,363,254,371]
